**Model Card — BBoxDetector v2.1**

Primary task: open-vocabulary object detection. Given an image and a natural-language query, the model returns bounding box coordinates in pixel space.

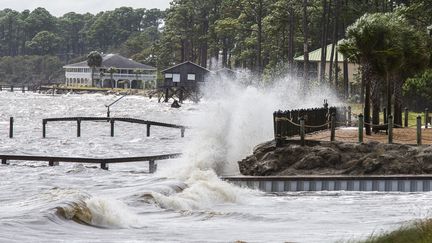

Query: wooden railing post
[358,114,364,143]
[300,117,305,146]
[42,120,47,138]
[100,162,109,170]
[146,124,151,137]
[330,113,336,141]
[426,108,429,129]
[149,160,157,173]
[77,119,81,137]
[49,160,59,166]
[110,119,115,137]
[388,115,393,144]
[348,106,352,127]
[417,115,422,146]
[404,107,408,128]
[9,117,13,138]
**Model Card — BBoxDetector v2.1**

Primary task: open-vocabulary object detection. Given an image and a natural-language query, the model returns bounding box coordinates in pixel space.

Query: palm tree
[87,51,103,87]
[107,67,117,88]
[340,13,404,133]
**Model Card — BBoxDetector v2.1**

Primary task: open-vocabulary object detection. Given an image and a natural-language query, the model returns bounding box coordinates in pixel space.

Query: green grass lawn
[348,102,425,127]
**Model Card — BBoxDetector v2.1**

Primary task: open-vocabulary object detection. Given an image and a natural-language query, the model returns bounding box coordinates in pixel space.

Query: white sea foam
[154,74,340,211]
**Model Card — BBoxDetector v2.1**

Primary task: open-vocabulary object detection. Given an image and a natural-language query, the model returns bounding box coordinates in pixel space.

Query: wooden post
[404,107,408,128]
[426,108,429,129]
[348,106,352,127]
[358,114,364,143]
[146,124,151,137]
[275,111,283,147]
[330,113,336,141]
[149,160,157,173]
[300,117,305,146]
[9,117,13,138]
[179,89,184,103]
[0,85,2,91]
[417,115,422,146]
[77,119,81,137]
[107,107,110,118]
[164,88,169,102]
[49,160,59,166]
[2,158,8,165]
[100,162,109,170]
[388,115,393,144]
[10,85,13,92]
[181,127,185,137]
[110,119,115,137]
[42,120,46,138]
[21,86,25,93]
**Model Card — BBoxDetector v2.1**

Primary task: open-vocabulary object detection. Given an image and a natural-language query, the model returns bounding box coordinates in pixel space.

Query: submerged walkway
[0,153,182,172]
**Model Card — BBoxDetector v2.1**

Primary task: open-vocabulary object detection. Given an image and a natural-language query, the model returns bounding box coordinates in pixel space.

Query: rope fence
[274,104,432,147]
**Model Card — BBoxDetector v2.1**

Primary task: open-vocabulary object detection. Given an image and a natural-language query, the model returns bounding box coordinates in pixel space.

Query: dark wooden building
[159,61,211,103]
[161,61,210,89]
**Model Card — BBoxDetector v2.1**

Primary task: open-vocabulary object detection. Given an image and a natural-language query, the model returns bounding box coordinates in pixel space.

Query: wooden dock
[42,117,186,138]
[0,153,182,172]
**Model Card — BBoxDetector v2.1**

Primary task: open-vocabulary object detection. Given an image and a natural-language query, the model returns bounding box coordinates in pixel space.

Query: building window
[187,74,196,81]
[165,73,173,78]
[173,74,180,82]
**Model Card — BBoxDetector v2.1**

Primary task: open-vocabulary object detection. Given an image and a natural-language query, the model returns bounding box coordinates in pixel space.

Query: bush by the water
[359,219,432,243]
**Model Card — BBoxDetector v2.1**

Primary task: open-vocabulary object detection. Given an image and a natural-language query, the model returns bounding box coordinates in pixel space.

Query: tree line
[0,1,430,89]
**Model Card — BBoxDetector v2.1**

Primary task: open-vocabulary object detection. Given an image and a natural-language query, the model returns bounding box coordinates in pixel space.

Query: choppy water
[1,91,432,243]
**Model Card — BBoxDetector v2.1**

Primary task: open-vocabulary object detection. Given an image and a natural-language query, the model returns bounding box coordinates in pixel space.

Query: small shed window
[165,73,173,78]
[173,74,180,82]
[187,74,196,81]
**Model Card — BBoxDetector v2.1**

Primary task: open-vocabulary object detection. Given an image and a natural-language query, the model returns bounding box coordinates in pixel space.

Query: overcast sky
[1,0,172,16]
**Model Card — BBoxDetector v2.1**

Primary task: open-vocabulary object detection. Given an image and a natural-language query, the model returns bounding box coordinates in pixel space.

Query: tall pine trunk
[302,0,310,91]
[319,0,328,84]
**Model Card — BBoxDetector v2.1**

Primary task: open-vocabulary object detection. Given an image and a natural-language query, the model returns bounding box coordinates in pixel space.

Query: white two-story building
[64,54,157,89]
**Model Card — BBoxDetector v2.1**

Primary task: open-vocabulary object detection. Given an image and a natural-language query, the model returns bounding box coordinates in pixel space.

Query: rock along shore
[238,140,432,176]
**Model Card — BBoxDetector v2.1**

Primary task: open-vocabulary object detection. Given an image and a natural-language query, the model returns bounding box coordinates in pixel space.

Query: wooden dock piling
[9,117,13,138]
[110,119,115,137]
[77,119,81,137]
[146,124,151,137]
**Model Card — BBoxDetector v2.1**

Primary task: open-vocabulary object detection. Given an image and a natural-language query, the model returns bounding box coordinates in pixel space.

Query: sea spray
[153,74,340,210]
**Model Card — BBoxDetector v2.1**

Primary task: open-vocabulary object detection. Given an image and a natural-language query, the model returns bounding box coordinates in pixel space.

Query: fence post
[146,124,151,137]
[358,114,364,143]
[110,119,115,137]
[42,120,46,138]
[348,106,352,127]
[404,107,408,128]
[275,111,282,147]
[388,115,393,144]
[77,119,81,137]
[417,115,422,146]
[300,117,305,146]
[426,108,429,129]
[330,113,336,141]
[9,117,13,138]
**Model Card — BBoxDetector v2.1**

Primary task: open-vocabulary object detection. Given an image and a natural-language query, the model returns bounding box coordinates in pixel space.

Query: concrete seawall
[223,175,432,192]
